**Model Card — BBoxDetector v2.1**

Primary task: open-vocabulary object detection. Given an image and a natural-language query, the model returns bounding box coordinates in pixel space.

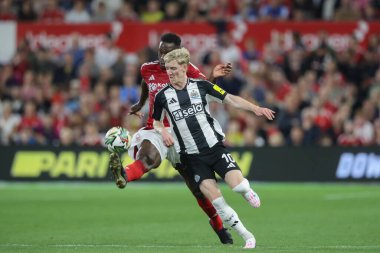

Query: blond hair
[163,47,190,66]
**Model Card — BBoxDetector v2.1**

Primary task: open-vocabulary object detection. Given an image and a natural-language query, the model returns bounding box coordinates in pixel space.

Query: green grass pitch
[0,182,379,253]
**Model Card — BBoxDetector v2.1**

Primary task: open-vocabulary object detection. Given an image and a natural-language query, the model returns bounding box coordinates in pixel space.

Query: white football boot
[244,189,261,208]
[244,237,256,249]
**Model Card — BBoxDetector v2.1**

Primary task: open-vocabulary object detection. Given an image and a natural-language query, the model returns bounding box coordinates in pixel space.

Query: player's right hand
[129,103,143,118]
[253,106,276,120]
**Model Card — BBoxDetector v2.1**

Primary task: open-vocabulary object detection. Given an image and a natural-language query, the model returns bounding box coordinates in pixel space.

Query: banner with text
[16,21,380,55]
[1,146,379,182]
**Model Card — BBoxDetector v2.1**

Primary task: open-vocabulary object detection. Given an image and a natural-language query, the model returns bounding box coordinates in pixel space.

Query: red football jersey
[140,61,206,128]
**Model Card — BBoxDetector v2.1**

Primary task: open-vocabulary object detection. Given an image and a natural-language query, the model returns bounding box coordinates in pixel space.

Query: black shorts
[180,143,241,185]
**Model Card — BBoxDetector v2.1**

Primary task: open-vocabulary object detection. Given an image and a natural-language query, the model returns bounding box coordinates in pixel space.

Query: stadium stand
[0,0,380,147]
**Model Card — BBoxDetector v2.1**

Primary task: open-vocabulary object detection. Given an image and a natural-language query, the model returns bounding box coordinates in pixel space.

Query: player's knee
[147,152,161,168]
[200,180,221,200]
[232,178,251,194]
[140,154,161,169]
[191,187,203,198]
[189,184,203,198]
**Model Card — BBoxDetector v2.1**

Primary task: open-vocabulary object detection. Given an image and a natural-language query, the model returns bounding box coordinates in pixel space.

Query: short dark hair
[160,33,181,46]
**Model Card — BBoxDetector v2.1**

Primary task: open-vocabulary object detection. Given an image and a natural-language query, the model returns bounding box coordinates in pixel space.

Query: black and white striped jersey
[152,78,228,154]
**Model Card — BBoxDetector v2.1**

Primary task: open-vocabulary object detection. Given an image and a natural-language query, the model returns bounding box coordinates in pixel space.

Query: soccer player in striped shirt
[109,33,233,244]
[152,47,275,249]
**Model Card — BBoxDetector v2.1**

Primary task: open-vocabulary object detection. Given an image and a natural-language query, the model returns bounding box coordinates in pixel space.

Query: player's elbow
[225,94,238,107]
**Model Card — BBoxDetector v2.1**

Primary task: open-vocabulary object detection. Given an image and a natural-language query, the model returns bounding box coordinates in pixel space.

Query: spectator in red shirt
[338,121,363,146]
[18,100,43,132]
[39,0,65,23]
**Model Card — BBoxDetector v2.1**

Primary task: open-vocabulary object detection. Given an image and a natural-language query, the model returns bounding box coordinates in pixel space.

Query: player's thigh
[224,170,245,189]
[138,140,161,168]
[175,164,203,198]
[175,164,194,186]
[128,128,167,165]
[212,146,241,180]
[199,179,222,201]
[181,154,215,186]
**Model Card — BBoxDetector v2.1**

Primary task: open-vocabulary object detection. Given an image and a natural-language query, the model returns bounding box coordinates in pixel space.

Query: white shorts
[128,127,180,166]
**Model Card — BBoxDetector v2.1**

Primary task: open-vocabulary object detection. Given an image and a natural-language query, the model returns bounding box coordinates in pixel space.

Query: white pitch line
[0,244,215,248]
[0,244,33,247]
[266,245,380,249]
[1,244,380,249]
[49,244,215,248]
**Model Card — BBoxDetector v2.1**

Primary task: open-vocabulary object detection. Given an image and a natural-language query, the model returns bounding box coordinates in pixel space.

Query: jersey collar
[169,78,189,91]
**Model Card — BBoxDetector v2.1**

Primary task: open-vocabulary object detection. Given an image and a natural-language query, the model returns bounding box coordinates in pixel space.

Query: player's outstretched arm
[209,63,232,83]
[224,94,275,120]
[129,79,149,118]
[153,120,175,147]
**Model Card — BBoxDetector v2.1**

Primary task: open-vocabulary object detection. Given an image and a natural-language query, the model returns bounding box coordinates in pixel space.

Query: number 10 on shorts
[222,153,236,163]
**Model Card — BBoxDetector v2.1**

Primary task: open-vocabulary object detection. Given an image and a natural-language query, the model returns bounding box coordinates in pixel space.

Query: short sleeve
[152,92,165,121]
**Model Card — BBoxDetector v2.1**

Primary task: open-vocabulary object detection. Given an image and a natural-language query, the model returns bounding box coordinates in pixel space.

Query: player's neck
[171,76,188,90]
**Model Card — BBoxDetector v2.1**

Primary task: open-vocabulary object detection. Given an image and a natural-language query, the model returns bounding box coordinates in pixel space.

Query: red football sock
[197,197,224,231]
[124,160,148,182]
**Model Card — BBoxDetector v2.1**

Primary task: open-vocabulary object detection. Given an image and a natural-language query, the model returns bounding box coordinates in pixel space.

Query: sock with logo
[125,160,148,182]
[212,196,254,241]
[197,197,224,231]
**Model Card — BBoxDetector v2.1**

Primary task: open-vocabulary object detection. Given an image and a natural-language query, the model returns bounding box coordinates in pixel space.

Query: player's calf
[212,196,255,248]
[177,166,233,244]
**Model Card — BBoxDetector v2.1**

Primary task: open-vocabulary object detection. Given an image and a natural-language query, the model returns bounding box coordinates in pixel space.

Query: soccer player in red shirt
[109,33,233,244]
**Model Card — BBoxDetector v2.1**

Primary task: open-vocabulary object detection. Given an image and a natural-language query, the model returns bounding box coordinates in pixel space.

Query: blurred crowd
[0,0,380,147]
[1,0,380,23]
[204,29,380,147]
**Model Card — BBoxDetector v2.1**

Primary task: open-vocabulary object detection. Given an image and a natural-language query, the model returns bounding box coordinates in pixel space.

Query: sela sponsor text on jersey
[172,103,204,121]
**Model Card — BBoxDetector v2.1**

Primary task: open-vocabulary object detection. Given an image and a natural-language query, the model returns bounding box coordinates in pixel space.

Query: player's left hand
[212,63,232,78]
[254,106,276,120]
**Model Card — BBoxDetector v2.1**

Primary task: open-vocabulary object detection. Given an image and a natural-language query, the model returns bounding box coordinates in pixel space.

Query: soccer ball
[104,126,131,153]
